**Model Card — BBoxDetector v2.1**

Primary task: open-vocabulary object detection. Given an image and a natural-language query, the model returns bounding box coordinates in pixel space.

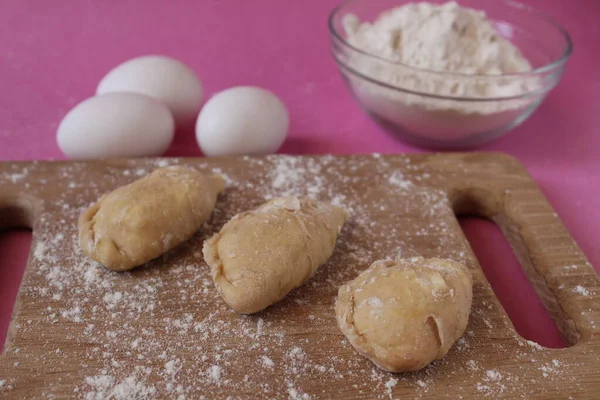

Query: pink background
[0,0,597,350]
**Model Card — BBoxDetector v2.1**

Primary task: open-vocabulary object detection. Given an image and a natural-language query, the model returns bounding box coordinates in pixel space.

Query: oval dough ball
[57,93,175,159]
[196,86,289,156]
[335,257,473,372]
[97,55,203,126]
[203,196,348,314]
[79,166,224,271]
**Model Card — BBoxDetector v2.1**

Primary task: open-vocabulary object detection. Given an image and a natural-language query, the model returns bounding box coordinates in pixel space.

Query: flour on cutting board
[0,155,582,399]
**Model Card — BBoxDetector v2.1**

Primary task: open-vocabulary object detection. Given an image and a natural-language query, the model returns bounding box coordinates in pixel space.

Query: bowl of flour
[329,0,572,148]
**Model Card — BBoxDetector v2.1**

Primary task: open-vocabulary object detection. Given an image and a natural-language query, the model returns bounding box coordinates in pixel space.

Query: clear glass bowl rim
[328,0,574,81]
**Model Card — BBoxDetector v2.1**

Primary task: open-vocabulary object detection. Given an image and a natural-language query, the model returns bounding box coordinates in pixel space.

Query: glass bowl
[328,0,573,149]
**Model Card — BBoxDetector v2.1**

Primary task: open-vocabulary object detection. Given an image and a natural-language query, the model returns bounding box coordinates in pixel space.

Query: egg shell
[57,92,175,159]
[196,86,289,156]
[97,55,203,126]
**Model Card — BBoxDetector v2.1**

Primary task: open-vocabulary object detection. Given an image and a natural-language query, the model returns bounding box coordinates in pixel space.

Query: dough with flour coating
[79,166,224,271]
[203,196,348,314]
[335,257,472,372]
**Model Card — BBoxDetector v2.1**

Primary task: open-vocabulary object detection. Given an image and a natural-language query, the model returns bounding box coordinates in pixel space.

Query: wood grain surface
[0,153,598,399]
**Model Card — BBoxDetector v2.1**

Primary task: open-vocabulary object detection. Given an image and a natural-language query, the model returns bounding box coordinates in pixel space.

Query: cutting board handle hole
[0,197,40,230]
[0,229,32,354]
[459,217,567,348]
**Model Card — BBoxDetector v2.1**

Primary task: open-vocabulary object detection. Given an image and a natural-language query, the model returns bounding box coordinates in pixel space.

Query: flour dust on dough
[336,256,473,372]
[79,166,224,271]
[203,196,349,314]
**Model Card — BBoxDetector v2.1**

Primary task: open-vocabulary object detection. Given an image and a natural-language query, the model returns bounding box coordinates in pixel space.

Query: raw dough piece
[203,196,348,314]
[335,257,472,372]
[79,166,224,271]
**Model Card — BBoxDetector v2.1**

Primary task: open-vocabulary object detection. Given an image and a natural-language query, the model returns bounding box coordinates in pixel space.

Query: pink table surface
[0,0,598,351]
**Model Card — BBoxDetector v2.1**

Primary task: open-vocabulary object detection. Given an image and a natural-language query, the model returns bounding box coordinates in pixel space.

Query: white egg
[196,86,289,156]
[57,92,175,159]
[97,55,203,126]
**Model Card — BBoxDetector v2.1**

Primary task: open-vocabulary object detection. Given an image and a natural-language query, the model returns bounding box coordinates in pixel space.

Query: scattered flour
[526,340,544,351]
[85,375,157,400]
[165,360,181,376]
[384,377,398,399]
[60,306,82,323]
[261,356,275,368]
[388,171,414,190]
[574,285,590,296]
[104,292,123,309]
[256,317,264,338]
[34,242,49,261]
[415,379,427,389]
[486,370,501,381]
[268,156,326,199]
[289,347,305,359]
[8,170,28,183]
[287,381,312,400]
[552,359,561,367]
[466,360,479,371]
[207,366,222,385]
[476,382,492,396]
[0,157,580,399]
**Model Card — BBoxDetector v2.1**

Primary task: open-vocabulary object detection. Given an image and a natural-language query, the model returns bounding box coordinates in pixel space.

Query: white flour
[341,2,539,141]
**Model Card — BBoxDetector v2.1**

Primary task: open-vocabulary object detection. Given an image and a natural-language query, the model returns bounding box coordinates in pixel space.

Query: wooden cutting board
[0,153,598,399]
